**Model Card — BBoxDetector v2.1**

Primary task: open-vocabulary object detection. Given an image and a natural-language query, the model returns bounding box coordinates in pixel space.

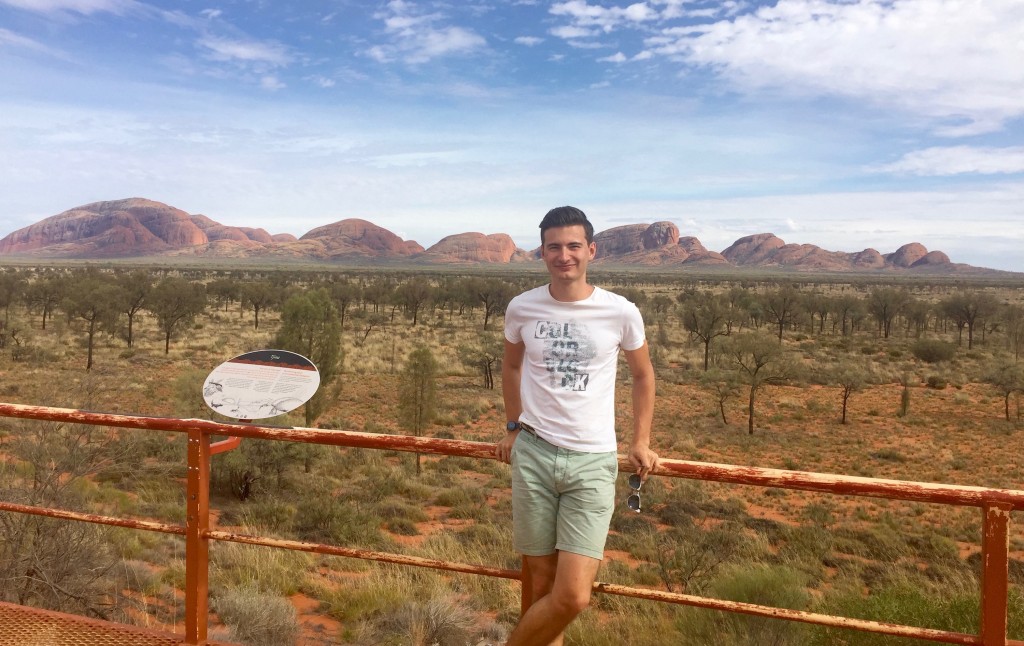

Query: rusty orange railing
[0,401,1022,646]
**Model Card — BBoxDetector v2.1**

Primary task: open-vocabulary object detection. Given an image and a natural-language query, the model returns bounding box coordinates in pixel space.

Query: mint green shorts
[510,428,618,560]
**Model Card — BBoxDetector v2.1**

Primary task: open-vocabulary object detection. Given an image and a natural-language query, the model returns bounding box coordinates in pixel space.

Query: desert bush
[213,584,299,646]
[926,374,949,389]
[674,563,811,645]
[369,595,476,646]
[807,571,1024,645]
[210,541,313,595]
[870,448,907,462]
[294,496,388,549]
[912,339,956,363]
[222,500,297,534]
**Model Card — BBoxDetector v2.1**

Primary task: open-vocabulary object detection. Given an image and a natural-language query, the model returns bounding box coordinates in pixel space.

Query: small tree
[984,360,1024,422]
[63,276,121,370]
[395,277,433,326]
[457,332,503,390]
[274,289,343,426]
[830,362,873,424]
[399,345,439,476]
[0,271,25,327]
[897,373,912,418]
[700,368,742,425]
[761,286,802,342]
[240,281,280,330]
[23,274,66,330]
[721,332,793,434]
[114,270,151,348]
[680,292,730,371]
[1001,304,1024,361]
[867,287,909,339]
[148,277,207,354]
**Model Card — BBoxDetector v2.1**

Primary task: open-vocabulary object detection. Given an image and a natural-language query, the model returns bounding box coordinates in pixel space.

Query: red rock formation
[886,243,929,268]
[911,250,951,267]
[721,233,786,265]
[852,248,885,268]
[678,237,728,264]
[301,218,423,258]
[594,221,680,258]
[421,232,520,263]
[0,198,207,256]
[0,199,977,272]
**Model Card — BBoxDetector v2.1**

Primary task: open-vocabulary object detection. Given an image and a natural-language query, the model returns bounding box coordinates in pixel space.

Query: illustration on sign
[202,349,320,420]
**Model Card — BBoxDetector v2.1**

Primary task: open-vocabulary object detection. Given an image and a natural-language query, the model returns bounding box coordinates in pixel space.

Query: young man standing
[496,206,658,645]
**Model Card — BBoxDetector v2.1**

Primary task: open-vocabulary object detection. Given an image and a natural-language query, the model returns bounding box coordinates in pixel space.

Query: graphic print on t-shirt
[534,320,597,391]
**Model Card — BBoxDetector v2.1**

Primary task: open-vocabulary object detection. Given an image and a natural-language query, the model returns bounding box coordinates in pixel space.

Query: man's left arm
[624,341,658,480]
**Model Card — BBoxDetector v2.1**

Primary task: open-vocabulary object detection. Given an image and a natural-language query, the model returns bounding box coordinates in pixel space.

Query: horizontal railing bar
[0,500,185,535]
[3,402,1024,510]
[205,530,522,580]
[594,582,997,646]
[3,401,1023,645]
[210,529,999,646]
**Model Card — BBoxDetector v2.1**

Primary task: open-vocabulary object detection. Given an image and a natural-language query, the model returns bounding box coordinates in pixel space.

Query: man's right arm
[496,339,525,464]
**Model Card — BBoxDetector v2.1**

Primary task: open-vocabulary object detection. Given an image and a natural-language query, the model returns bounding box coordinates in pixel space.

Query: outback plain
[1,262,1023,645]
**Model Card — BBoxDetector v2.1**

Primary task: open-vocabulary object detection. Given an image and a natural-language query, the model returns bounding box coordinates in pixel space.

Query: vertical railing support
[980,503,1011,646]
[185,428,211,645]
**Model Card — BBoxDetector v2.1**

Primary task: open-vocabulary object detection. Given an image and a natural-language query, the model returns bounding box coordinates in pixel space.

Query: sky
[1,0,1022,271]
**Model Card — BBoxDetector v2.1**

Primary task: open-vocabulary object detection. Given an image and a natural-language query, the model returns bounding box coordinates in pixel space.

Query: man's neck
[548,279,594,303]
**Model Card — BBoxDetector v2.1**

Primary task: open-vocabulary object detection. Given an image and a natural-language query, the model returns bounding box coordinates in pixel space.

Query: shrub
[912,339,956,363]
[926,375,948,389]
[371,596,476,646]
[214,585,299,646]
[870,448,907,462]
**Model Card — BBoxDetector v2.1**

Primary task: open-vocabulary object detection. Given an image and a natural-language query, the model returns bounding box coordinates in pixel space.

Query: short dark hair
[539,206,594,244]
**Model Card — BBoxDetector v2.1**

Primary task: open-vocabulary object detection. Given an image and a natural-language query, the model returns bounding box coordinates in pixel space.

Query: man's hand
[628,442,659,481]
[495,430,519,464]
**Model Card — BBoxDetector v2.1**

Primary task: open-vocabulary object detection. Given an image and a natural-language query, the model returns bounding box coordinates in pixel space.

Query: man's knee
[549,586,592,617]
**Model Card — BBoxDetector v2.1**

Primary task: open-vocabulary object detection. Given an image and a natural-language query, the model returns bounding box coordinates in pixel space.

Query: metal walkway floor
[0,601,237,646]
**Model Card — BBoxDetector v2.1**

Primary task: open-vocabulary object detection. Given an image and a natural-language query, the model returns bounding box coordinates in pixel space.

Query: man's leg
[521,553,557,616]
[507,551,601,646]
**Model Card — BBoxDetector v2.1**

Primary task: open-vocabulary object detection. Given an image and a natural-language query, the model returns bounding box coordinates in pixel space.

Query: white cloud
[551,0,657,34]
[647,0,1024,135]
[199,8,221,19]
[598,51,627,63]
[198,35,291,67]
[549,24,597,39]
[0,27,67,58]
[308,75,336,88]
[873,146,1024,176]
[515,36,544,46]
[368,0,487,64]
[260,75,285,91]
[0,0,138,15]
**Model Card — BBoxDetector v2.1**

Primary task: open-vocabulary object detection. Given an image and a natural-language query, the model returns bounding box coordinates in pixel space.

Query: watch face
[506,421,519,431]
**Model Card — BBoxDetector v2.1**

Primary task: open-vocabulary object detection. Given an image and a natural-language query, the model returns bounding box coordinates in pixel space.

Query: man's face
[541,224,596,282]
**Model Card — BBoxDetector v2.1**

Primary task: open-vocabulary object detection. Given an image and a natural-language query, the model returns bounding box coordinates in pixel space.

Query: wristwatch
[506,421,521,432]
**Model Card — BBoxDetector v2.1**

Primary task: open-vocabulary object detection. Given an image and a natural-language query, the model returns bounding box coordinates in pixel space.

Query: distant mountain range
[0,197,999,274]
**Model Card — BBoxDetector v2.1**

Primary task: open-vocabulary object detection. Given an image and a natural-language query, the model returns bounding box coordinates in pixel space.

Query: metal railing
[0,401,1022,646]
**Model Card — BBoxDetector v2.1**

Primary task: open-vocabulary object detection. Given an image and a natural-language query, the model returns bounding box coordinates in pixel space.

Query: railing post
[185,428,211,644]
[980,503,1011,646]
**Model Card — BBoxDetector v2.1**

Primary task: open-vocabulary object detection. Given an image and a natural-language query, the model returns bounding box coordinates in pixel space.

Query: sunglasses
[626,473,643,513]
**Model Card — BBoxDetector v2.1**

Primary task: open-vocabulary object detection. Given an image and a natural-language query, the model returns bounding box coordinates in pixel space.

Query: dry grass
[2,267,1023,643]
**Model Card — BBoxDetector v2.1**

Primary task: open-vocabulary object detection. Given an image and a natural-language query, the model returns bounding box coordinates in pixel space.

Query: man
[496,206,658,645]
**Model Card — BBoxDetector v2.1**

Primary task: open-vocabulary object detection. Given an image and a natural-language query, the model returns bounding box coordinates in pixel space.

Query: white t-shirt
[504,285,646,452]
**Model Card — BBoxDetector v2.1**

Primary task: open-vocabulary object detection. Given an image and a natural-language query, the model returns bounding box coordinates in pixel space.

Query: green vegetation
[1,264,1023,643]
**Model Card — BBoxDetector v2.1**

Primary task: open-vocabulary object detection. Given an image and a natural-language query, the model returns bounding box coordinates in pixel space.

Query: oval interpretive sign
[202,349,320,420]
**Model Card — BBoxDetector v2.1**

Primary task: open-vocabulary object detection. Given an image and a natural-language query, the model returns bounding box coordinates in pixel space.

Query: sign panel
[202,349,320,420]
